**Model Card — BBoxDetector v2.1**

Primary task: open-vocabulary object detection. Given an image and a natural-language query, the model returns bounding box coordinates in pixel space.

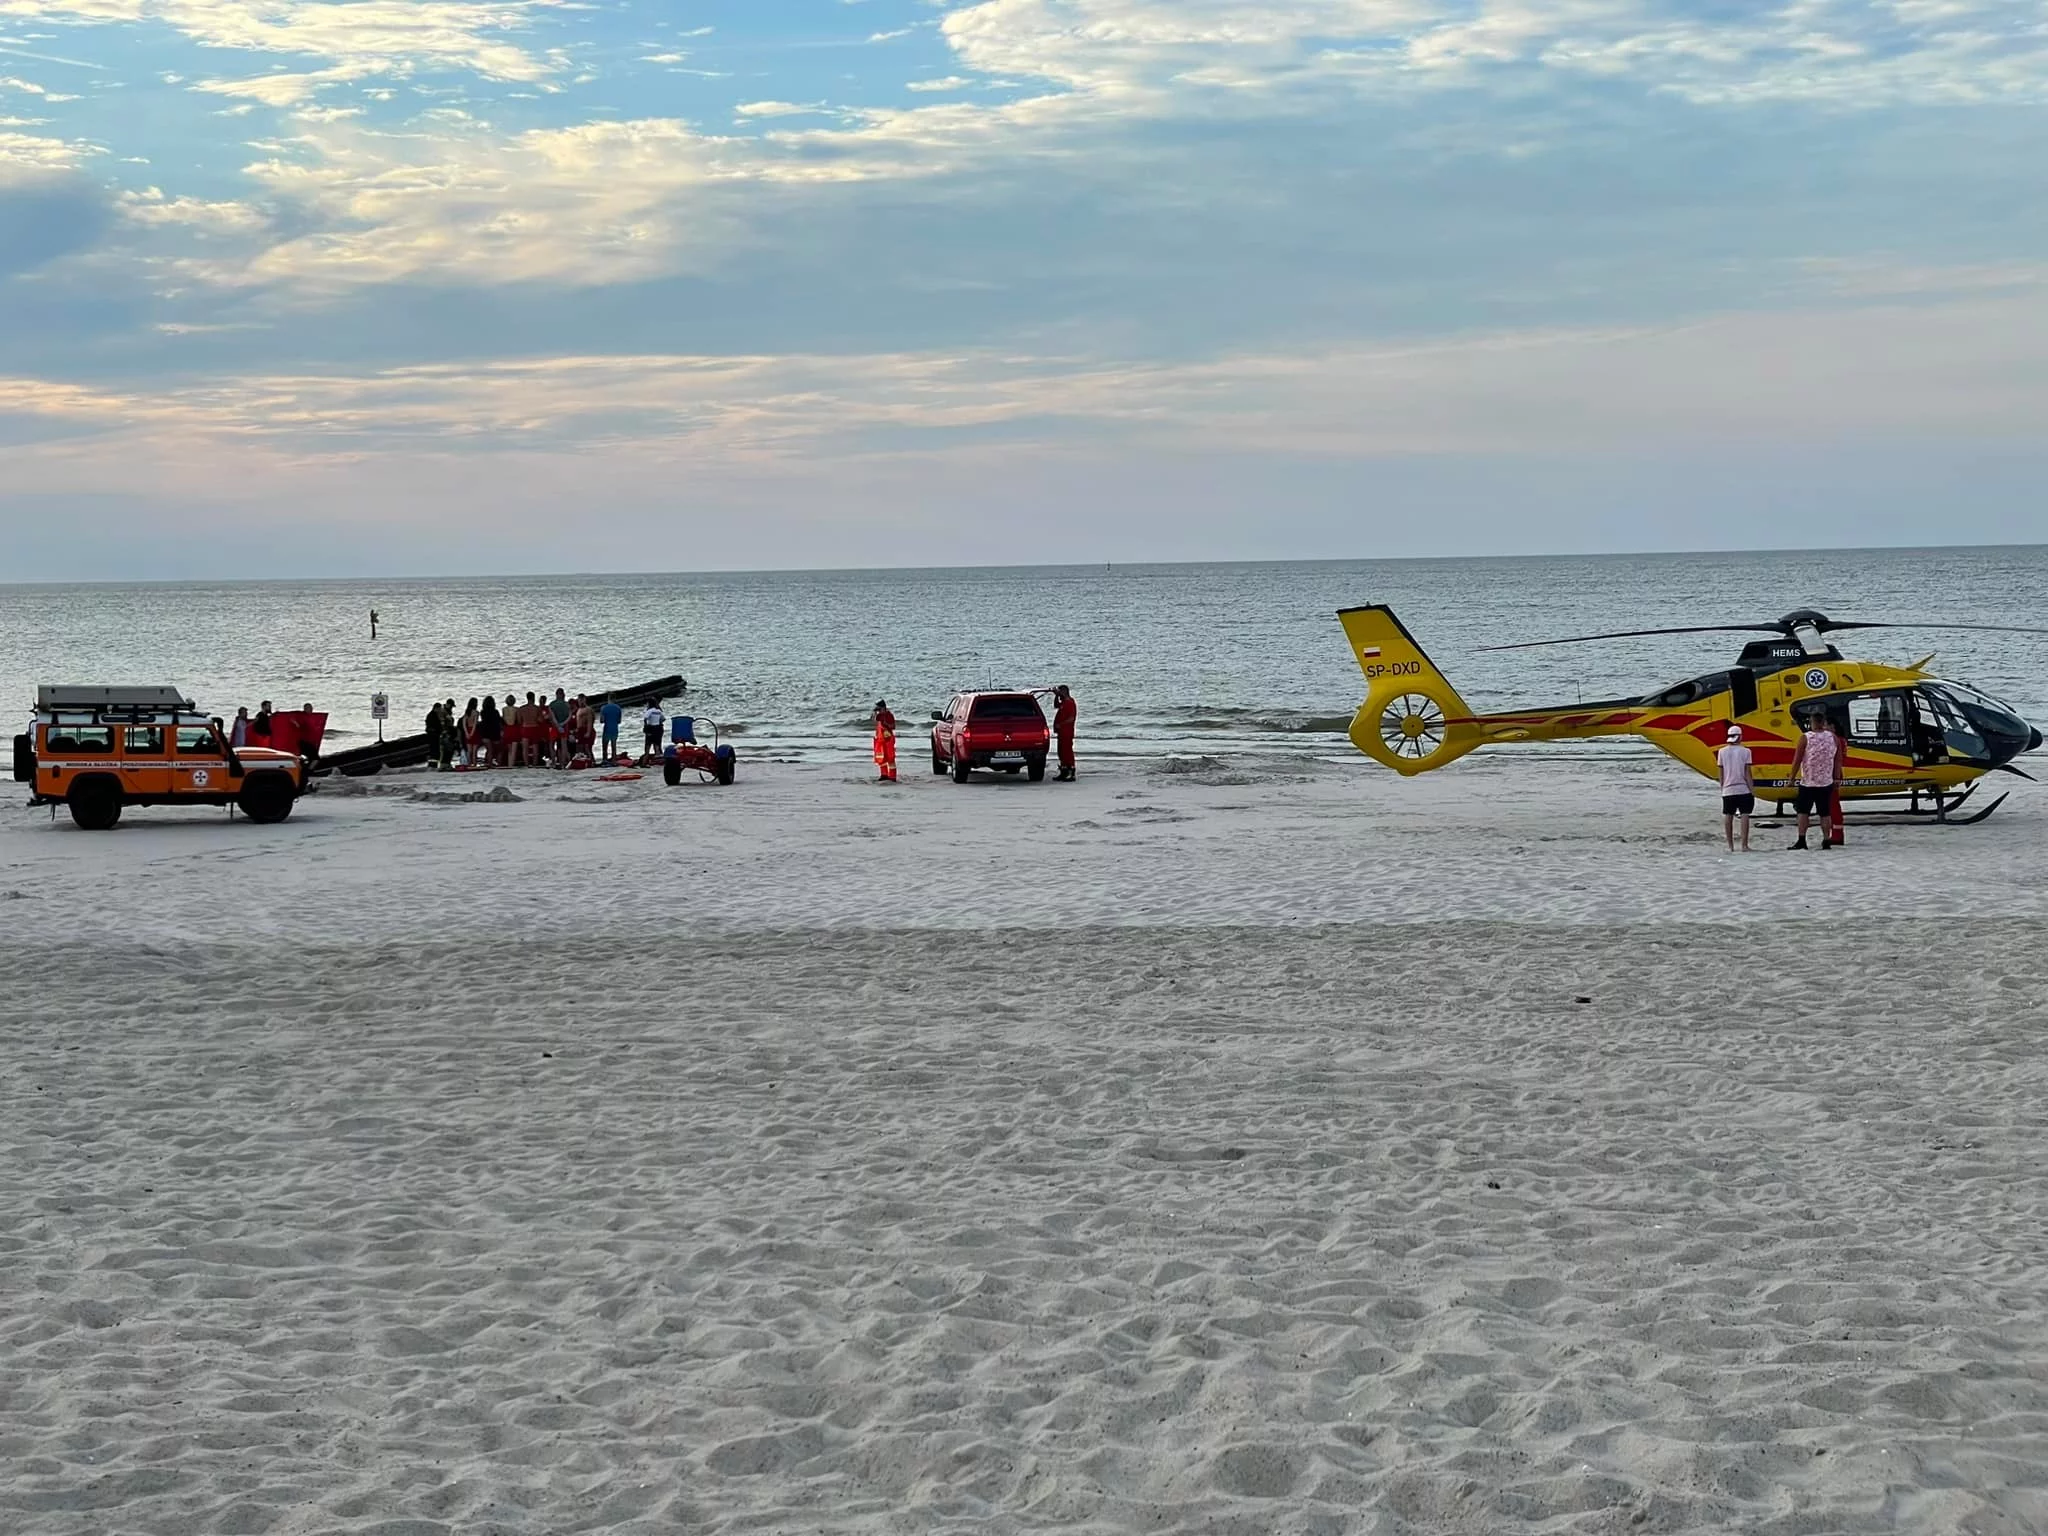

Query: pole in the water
[370,607,379,639]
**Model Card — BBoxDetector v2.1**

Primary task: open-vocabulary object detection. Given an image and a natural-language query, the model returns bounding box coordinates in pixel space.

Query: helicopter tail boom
[1339,605,1484,775]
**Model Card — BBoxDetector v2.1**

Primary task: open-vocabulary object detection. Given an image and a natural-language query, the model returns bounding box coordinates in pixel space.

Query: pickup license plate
[991,751,1023,763]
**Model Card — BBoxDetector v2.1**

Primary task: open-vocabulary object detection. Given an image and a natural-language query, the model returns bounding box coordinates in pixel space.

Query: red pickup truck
[931,692,1050,782]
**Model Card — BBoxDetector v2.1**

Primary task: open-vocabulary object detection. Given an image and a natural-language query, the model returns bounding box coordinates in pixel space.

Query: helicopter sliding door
[1830,690,1916,763]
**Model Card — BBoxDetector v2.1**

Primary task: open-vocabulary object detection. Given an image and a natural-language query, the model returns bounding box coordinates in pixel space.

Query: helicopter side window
[1918,687,1987,763]
[1843,691,1910,749]
[1648,672,1729,709]
[1905,692,1947,765]
[1730,670,1758,718]
[1932,681,2032,753]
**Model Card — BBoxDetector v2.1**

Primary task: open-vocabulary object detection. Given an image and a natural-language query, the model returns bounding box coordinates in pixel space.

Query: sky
[1,0,2045,579]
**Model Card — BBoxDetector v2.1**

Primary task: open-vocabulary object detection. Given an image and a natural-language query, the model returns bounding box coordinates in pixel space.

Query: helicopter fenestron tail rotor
[1377,693,1446,760]
[1482,612,2048,656]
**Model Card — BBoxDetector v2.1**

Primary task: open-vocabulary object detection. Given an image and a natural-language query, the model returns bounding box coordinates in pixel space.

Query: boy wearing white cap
[1717,724,1754,852]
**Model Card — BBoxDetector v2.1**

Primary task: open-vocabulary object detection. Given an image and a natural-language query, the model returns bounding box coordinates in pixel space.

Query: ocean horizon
[7,544,2045,763]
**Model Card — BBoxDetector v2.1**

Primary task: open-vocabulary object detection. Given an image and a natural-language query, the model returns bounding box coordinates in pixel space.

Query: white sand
[4,752,2047,1534]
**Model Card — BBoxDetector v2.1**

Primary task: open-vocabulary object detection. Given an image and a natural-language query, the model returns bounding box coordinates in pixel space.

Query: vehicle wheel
[951,752,972,783]
[715,748,737,786]
[662,758,683,786]
[67,779,122,830]
[1026,754,1046,782]
[932,748,946,776]
[238,774,296,825]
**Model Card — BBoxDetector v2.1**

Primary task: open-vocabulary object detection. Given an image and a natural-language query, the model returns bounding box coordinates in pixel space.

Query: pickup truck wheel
[67,779,122,830]
[931,747,946,776]
[951,751,972,783]
[238,773,297,825]
[1026,754,1047,782]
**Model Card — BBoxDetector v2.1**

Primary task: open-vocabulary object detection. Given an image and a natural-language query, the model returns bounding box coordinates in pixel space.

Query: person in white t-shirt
[642,703,665,759]
[1716,724,1754,852]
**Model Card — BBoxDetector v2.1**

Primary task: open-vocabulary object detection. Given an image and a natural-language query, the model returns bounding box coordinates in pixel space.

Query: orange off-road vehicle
[14,686,304,830]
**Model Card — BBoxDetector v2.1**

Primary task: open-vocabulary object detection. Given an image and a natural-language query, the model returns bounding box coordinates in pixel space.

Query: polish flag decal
[1361,646,1381,657]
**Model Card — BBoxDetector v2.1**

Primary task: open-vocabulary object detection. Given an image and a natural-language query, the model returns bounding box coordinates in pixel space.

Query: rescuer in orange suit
[872,698,897,783]
[1052,684,1077,781]
[1826,714,1847,847]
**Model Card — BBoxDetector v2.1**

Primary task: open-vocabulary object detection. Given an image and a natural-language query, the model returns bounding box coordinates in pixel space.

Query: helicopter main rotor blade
[1821,622,2048,636]
[1478,624,1783,652]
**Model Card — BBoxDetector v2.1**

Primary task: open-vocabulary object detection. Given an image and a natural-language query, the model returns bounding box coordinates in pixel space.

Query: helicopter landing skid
[1767,781,2010,826]
[1935,789,2009,825]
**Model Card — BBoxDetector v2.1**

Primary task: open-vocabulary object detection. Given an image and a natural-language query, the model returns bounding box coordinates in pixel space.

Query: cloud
[936,0,2048,109]
[219,117,731,288]
[0,126,87,170]
[8,283,2048,460]
[195,66,381,107]
[15,0,2038,311]
[120,185,264,230]
[0,0,562,83]
[733,99,830,118]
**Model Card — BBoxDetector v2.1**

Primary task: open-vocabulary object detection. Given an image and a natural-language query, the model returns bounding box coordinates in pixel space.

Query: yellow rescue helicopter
[1339,604,2045,824]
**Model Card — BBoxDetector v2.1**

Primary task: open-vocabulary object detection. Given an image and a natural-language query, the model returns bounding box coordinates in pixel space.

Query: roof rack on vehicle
[37,685,196,712]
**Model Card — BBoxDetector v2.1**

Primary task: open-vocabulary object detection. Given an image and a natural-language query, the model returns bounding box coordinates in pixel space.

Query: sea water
[3,547,2044,762]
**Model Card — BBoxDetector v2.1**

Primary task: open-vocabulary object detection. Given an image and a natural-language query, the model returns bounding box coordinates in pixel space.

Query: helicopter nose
[2032,726,2044,753]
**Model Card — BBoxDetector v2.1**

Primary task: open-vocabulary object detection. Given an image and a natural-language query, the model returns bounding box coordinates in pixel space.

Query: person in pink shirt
[1787,711,1841,851]
[1716,724,1754,852]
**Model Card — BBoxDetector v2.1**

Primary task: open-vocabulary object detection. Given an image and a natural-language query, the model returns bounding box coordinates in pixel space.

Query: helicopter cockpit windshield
[1917,681,2035,764]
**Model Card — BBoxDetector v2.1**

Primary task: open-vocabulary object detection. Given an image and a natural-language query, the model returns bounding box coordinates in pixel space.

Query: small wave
[1162,712,1352,735]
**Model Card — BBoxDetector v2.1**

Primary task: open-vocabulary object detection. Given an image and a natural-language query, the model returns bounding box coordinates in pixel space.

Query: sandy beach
[5,752,2047,1534]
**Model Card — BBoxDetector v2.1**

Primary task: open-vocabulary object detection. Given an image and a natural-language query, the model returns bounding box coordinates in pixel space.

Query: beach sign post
[370,691,388,742]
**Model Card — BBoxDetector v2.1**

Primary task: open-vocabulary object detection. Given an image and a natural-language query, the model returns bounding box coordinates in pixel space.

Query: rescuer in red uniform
[872,699,898,783]
[1052,684,1077,781]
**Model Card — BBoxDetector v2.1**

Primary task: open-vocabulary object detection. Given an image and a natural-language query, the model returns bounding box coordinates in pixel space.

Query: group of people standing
[1714,711,1846,852]
[423,691,664,771]
[229,700,323,764]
